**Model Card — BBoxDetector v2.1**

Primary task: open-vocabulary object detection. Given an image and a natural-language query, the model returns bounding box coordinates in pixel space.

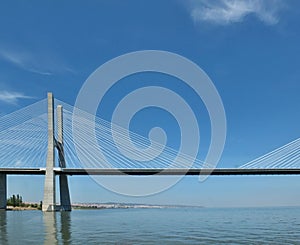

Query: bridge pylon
[42,93,71,212]
[42,93,56,211]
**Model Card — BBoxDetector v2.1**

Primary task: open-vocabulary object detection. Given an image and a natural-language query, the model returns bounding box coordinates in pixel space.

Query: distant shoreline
[72,203,204,210]
[4,203,203,211]
[5,205,300,211]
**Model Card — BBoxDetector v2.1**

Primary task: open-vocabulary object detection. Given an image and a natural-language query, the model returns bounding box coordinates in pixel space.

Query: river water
[0,206,300,244]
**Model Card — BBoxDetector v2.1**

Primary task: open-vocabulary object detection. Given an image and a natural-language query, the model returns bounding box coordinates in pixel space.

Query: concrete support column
[0,174,6,210]
[42,92,56,212]
[57,105,71,211]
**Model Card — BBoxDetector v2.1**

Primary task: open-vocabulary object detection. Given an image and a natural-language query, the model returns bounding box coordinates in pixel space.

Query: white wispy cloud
[0,49,53,75]
[0,90,33,105]
[189,0,284,25]
[0,45,75,75]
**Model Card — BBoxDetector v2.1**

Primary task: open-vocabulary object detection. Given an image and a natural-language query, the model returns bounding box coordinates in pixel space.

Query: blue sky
[1,0,300,207]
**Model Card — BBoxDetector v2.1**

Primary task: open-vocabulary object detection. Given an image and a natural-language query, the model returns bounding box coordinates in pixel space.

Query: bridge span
[1,167,300,175]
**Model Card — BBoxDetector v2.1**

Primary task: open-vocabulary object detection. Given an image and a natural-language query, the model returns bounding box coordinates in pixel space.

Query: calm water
[1,207,300,244]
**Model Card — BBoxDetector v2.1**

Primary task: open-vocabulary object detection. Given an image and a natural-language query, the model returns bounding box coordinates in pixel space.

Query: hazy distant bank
[72,203,203,210]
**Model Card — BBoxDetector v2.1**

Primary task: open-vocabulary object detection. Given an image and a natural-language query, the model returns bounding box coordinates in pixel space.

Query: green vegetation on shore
[6,194,42,210]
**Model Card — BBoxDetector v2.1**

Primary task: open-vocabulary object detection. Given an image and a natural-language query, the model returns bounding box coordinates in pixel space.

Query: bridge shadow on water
[0,211,8,245]
[44,212,71,245]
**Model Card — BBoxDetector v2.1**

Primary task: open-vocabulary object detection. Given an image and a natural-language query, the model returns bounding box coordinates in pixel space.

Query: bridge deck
[1,168,300,175]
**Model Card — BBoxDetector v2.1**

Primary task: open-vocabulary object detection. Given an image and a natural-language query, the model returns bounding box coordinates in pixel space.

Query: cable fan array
[238,137,300,169]
[0,99,48,168]
[1,98,299,169]
[0,98,207,169]
[56,99,206,169]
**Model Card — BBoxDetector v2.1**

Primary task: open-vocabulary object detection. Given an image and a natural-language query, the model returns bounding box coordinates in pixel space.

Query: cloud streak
[189,0,284,25]
[0,45,75,75]
[0,90,33,105]
[0,48,53,75]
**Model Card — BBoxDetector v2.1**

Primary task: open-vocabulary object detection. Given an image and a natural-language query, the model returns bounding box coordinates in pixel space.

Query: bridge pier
[0,174,6,209]
[42,93,56,211]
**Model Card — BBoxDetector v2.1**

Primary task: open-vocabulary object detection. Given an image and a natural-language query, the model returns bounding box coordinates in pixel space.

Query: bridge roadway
[1,168,300,175]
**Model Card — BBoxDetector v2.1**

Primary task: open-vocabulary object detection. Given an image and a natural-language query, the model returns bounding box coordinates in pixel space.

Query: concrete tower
[42,92,56,211]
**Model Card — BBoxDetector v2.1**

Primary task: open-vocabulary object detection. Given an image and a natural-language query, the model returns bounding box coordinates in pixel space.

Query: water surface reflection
[43,211,72,245]
[0,211,8,245]
[60,212,72,244]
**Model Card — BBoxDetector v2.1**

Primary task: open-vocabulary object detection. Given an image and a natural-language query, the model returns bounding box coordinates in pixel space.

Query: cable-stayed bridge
[0,93,300,211]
